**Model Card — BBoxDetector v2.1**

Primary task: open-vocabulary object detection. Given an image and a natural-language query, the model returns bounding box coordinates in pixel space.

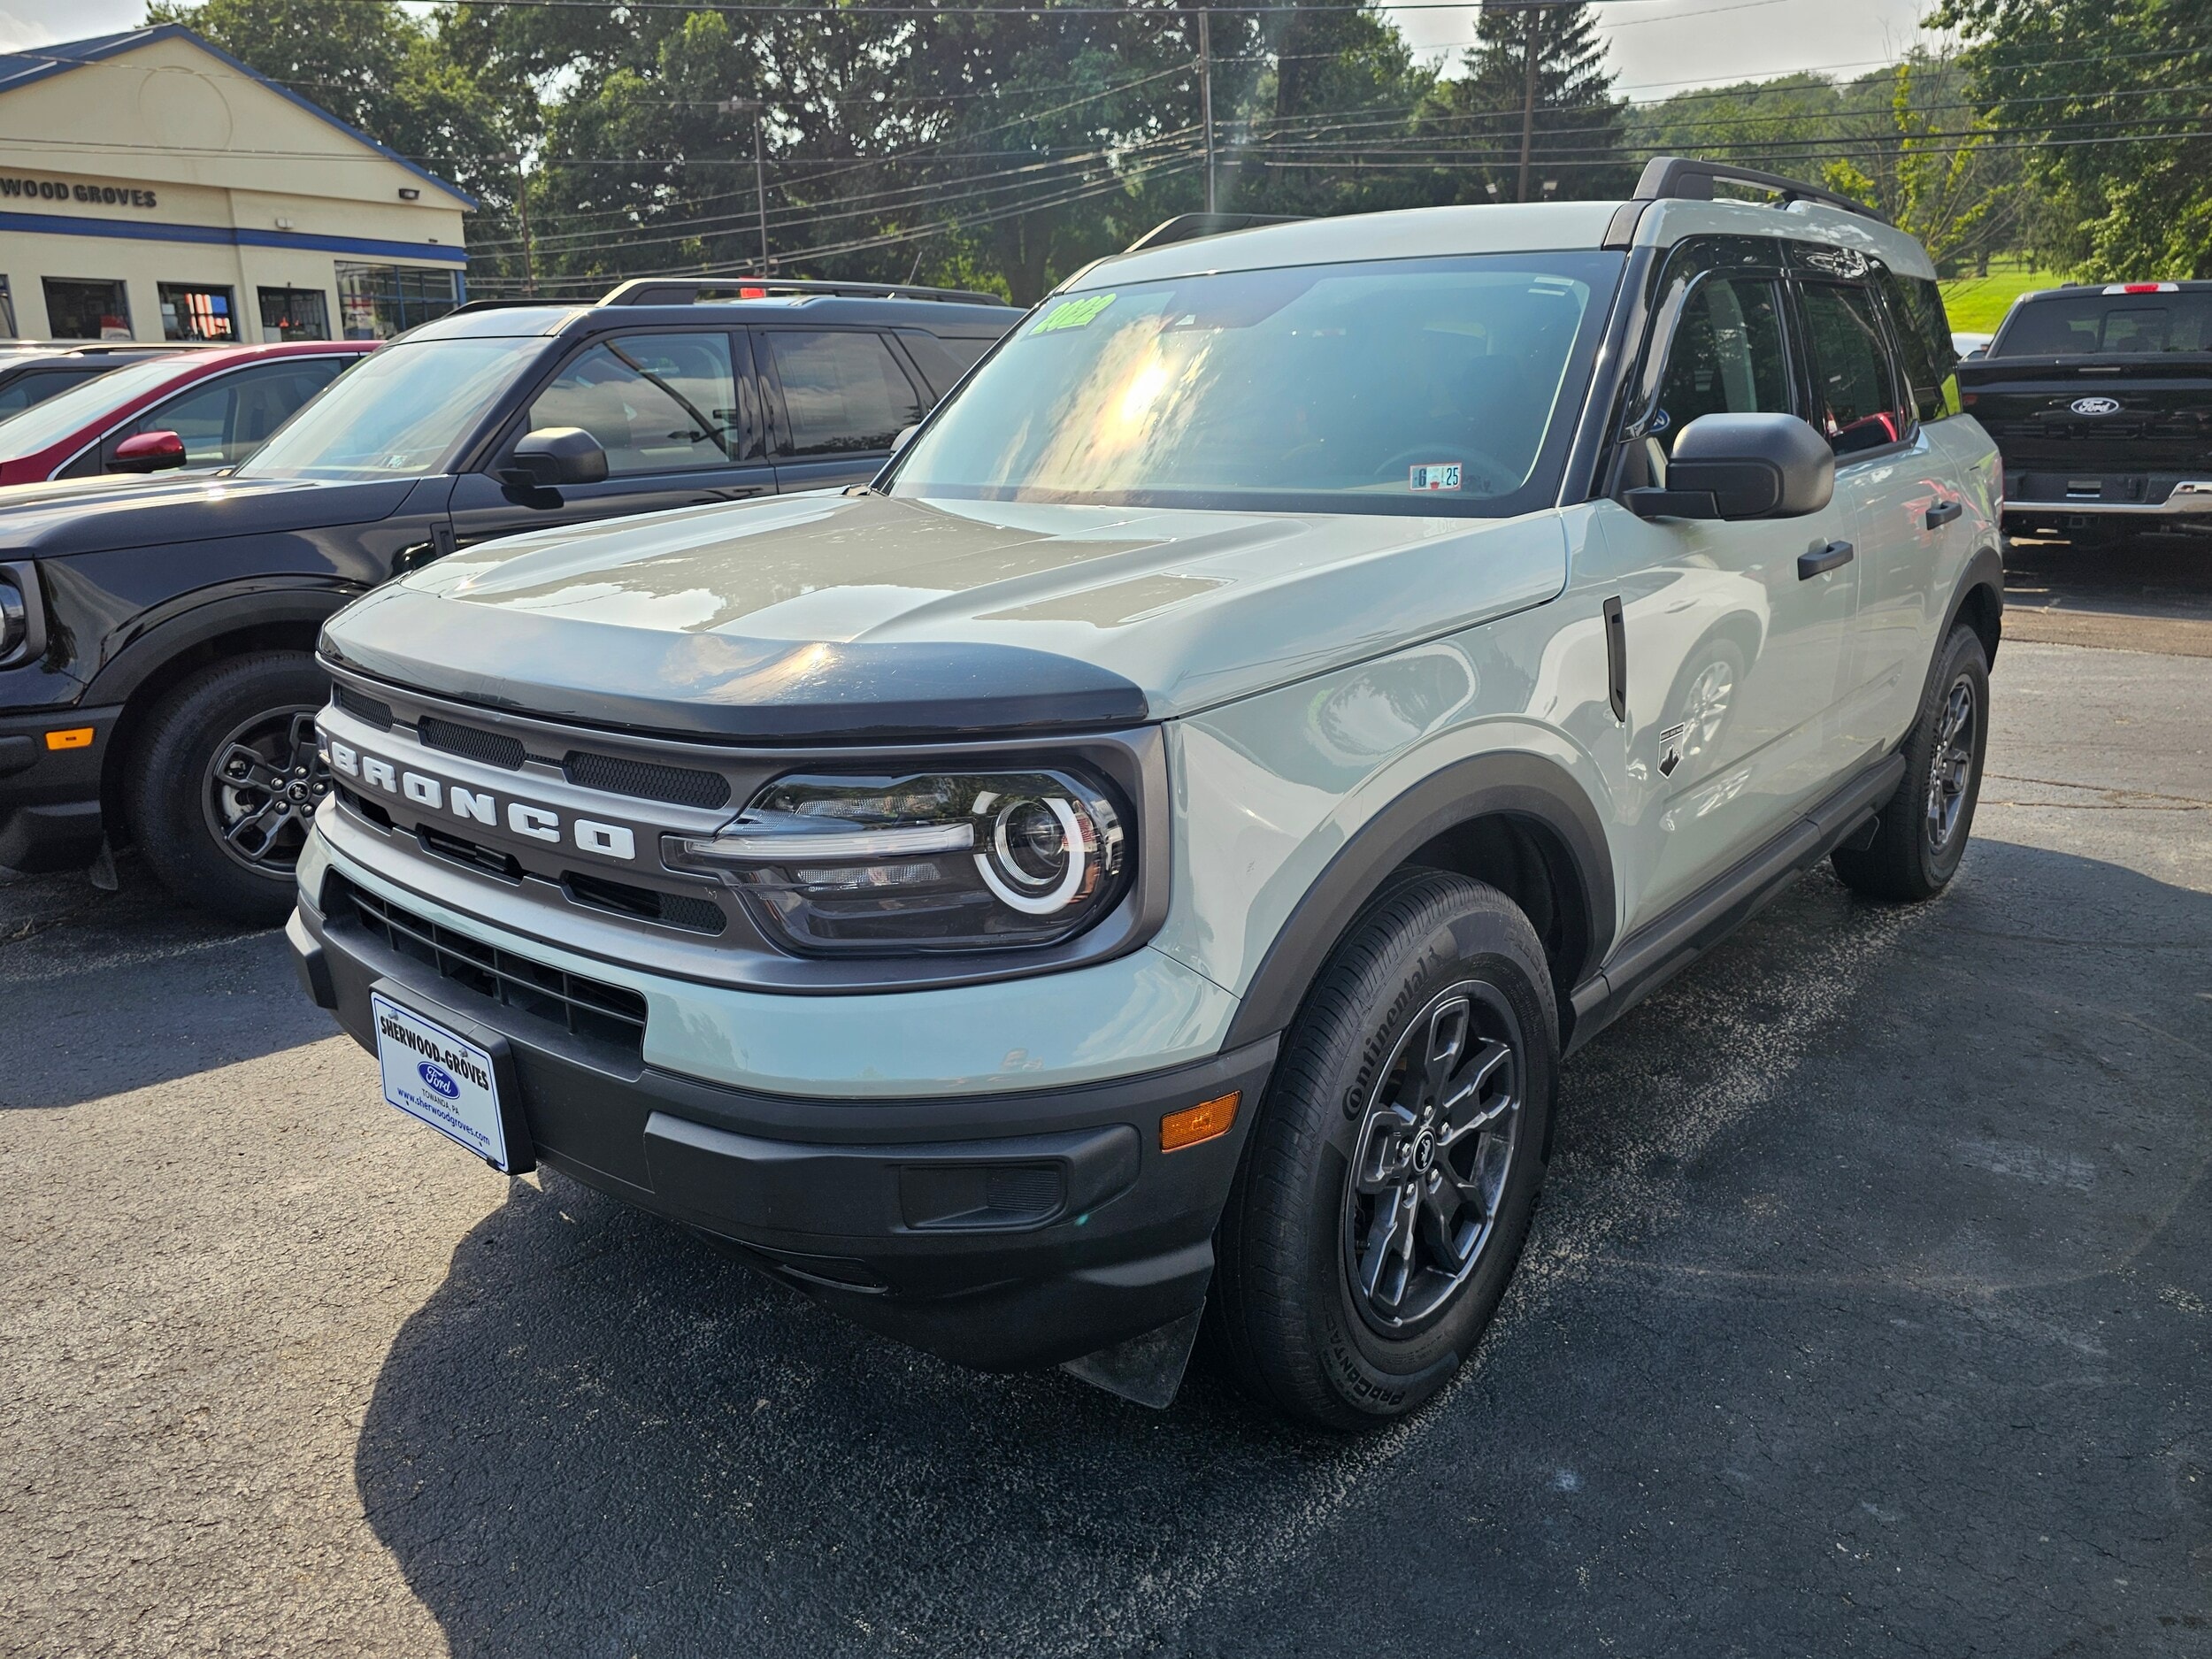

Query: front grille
[418,824,524,883]
[330,875,648,1056]
[336,785,393,831]
[418,716,526,771]
[562,870,728,935]
[564,749,731,810]
[334,684,394,728]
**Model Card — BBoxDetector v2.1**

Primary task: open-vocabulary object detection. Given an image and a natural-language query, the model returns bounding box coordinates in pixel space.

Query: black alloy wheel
[1832,621,1991,902]
[130,650,334,926]
[1341,980,1525,1336]
[204,707,329,875]
[1210,872,1557,1431]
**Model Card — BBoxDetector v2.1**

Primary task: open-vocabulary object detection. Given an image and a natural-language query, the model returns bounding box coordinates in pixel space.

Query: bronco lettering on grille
[326,739,639,862]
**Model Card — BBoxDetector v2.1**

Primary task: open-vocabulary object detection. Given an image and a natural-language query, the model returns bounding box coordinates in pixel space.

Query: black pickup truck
[0,279,1014,920]
[1955,280,2212,544]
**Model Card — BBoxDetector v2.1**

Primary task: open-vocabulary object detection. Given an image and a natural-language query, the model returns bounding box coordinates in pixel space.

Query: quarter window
[527,333,741,475]
[764,330,926,456]
[1798,283,1909,457]
[1651,276,1792,456]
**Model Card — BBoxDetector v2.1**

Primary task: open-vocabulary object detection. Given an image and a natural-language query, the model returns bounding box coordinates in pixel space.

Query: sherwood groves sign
[0,174,160,210]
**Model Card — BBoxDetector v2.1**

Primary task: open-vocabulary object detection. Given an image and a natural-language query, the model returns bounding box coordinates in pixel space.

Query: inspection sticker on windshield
[1033,292,1116,333]
[1409,463,1463,493]
[371,991,511,1171]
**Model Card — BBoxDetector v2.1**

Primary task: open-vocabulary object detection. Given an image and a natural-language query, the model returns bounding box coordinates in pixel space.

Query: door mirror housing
[498,426,610,489]
[1624,412,1834,522]
[110,430,187,473]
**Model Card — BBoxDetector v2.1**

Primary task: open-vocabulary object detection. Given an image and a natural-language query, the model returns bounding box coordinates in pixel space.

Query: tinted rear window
[1995,291,2212,357]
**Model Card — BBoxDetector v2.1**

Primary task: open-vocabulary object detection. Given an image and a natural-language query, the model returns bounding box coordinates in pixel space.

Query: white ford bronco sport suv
[290,158,2001,1430]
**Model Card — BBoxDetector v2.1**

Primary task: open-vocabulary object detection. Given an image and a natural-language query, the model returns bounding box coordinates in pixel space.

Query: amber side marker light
[1161,1090,1240,1153]
[44,727,94,750]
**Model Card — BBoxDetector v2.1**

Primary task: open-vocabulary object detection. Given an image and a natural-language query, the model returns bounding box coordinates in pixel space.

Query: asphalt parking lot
[3,535,2208,1658]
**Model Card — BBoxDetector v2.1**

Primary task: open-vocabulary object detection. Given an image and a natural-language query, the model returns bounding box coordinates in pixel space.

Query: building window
[258,287,330,342]
[157,283,239,342]
[335,263,458,340]
[0,277,15,338]
[43,277,131,341]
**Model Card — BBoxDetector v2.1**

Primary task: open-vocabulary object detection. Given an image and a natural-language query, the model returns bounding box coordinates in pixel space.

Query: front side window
[238,336,539,479]
[1650,276,1793,457]
[765,330,926,457]
[891,252,1618,517]
[1799,283,1908,457]
[117,359,347,467]
[527,333,740,474]
[43,277,131,341]
[158,283,238,342]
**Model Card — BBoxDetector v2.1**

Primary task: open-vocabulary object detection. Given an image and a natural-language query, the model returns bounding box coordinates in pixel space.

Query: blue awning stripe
[0,209,468,265]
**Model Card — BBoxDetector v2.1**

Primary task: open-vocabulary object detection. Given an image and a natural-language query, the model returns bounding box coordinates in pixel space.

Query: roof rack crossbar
[1125,211,1307,253]
[1632,157,1890,227]
[597,276,1010,308]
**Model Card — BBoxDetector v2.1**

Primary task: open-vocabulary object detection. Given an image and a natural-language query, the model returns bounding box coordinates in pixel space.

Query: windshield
[0,355,187,456]
[238,336,541,479]
[888,251,1619,517]
[1994,289,2212,357]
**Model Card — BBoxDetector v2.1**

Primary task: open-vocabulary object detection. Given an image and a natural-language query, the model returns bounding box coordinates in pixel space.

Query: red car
[0,339,375,487]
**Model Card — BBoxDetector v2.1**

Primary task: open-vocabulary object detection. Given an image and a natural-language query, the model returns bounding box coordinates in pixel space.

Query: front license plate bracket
[369,978,536,1175]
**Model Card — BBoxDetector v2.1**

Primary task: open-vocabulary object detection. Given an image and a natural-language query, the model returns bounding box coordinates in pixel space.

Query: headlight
[664,769,1129,955]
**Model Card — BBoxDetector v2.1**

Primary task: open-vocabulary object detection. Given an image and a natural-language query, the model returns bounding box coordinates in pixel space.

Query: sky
[0,0,1939,96]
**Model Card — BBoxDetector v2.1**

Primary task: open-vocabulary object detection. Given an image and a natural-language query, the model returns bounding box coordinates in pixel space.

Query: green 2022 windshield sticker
[1034,292,1117,334]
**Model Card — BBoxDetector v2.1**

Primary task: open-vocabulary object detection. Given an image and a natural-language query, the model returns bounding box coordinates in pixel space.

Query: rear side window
[1798,284,1909,457]
[119,358,347,467]
[0,367,100,416]
[1995,290,2212,357]
[528,333,741,475]
[1651,276,1793,456]
[764,331,926,456]
[1878,272,1959,422]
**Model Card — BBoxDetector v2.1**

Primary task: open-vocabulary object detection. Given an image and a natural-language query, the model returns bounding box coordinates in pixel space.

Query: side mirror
[1624,412,1834,522]
[497,426,610,490]
[889,424,918,456]
[111,430,187,473]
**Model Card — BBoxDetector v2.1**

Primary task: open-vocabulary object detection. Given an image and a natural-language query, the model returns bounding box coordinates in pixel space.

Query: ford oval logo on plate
[2070,396,2123,416]
[419,1060,462,1099]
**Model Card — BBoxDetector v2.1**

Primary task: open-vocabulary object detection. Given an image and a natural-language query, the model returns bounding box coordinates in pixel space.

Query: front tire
[1832,623,1990,902]
[1212,872,1558,1431]
[128,651,331,926]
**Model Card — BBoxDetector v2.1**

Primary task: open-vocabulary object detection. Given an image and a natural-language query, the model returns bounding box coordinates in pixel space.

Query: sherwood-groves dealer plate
[371,989,516,1171]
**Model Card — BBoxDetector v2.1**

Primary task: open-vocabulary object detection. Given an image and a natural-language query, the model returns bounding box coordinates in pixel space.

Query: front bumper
[290,886,1276,1373]
[0,703,119,869]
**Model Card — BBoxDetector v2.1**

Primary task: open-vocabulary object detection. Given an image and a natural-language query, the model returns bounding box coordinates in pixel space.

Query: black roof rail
[597,276,1010,307]
[1631,157,1889,226]
[437,296,596,319]
[1125,212,1306,252]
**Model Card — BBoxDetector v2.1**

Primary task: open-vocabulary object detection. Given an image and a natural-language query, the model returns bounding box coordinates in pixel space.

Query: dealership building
[0,25,471,343]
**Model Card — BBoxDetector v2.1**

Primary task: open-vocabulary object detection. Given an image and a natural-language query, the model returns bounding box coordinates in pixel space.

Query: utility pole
[1516,4,1540,204]
[1199,9,1216,214]
[512,150,537,296]
[719,98,772,272]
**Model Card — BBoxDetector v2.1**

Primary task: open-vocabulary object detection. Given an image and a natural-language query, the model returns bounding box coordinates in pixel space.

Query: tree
[1821,52,2012,277]
[1935,0,2212,279]
[1422,1,1633,204]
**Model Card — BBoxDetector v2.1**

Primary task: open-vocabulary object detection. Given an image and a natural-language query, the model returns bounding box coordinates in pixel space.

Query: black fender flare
[1220,751,1617,1050]
[81,580,364,707]
[1940,542,2005,664]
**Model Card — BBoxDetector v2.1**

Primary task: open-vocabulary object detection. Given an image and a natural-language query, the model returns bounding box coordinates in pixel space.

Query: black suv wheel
[1832,622,1991,902]
[129,651,331,926]
[1211,872,1557,1431]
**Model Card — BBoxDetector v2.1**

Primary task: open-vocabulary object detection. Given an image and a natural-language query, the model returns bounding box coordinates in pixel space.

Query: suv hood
[0,472,417,556]
[323,491,1568,740]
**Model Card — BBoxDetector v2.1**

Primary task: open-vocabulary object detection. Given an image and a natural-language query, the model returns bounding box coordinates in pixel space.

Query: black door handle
[1926,500,1963,529]
[1799,540,1855,580]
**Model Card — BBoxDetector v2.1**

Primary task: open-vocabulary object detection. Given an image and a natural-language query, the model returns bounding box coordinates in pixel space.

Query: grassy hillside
[1941,260,2070,333]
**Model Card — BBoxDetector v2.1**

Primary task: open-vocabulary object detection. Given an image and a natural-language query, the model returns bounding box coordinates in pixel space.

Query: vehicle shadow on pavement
[0,861,327,1110]
[352,841,2212,1658]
